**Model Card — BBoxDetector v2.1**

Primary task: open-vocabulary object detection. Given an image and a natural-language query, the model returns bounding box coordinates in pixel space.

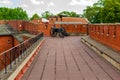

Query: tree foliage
[0,7,29,20]
[30,13,40,20]
[41,11,54,19]
[41,11,82,19]
[83,0,120,23]
[57,11,82,17]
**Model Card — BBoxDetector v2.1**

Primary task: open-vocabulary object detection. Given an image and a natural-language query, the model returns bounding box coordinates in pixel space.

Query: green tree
[41,11,54,19]
[30,13,40,20]
[83,0,120,23]
[83,6,101,23]
[57,11,81,17]
[101,0,120,23]
[0,7,29,20]
[83,0,104,23]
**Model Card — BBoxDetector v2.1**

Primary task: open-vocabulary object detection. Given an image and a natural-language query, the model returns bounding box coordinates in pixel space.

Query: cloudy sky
[0,0,98,17]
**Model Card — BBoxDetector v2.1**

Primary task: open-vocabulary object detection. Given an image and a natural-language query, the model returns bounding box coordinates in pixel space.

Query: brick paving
[22,36,120,80]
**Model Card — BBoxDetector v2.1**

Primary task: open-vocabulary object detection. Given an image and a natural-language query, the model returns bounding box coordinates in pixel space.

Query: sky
[0,0,98,17]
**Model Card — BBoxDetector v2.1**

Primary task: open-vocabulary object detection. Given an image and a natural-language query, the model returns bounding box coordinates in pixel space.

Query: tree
[0,7,29,20]
[83,6,101,23]
[101,0,120,23]
[83,0,104,23]
[83,0,120,23]
[41,11,54,19]
[57,11,81,17]
[30,13,40,20]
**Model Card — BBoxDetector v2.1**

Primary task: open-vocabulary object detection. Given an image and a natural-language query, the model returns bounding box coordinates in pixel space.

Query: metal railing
[0,32,43,74]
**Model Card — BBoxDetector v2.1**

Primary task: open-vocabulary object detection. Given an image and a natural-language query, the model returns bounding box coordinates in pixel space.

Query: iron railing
[0,32,43,74]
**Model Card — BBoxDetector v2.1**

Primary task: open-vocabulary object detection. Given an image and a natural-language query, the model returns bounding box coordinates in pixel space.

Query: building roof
[0,24,15,35]
[55,22,83,24]
[61,17,88,24]
[0,24,34,43]
[12,32,35,43]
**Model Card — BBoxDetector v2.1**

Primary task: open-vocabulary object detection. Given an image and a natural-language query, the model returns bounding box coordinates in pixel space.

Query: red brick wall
[49,17,88,24]
[37,23,87,36]
[37,23,54,36]
[0,20,87,36]
[4,20,39,35]
[0,20,6,24]
[0,36,20,70]
[0,35,21,53]
[59,24,87,34]
[89,24,120,51]
[32,19,42,23]
[0,36,13,53]
[62,17,88,23]
[23,21,39,35]
[14,38,20,46]
[7,20,24,31]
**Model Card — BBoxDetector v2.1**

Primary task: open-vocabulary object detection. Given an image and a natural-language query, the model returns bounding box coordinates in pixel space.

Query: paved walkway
[22,36,120,80]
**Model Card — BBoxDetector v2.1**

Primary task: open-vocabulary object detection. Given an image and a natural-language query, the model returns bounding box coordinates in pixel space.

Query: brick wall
[1,20,39,35]
[48,17,88,35]
[32,19,42,23]
[37,23,54,36]
[62,17,88,23]
[0,20,6,24]
[7,20,38,34]
[14,38,20,46]
[0,35,20,53]
[7,20,24,31]
[0,36,13,53]
[89,24,120,51]
[0,19,87,36]
[0,20,40,53]
[61,24,87,34]
[23,21,39,35]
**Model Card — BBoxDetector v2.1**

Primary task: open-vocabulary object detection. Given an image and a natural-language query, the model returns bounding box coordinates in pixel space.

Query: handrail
[0,32,44,74]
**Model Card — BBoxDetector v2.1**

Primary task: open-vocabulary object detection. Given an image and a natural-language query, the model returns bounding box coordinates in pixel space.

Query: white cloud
[20,4,29,8]
[48,2,54,6]
[30,0,44,5]
[40,1,44,5]
[0,0,13,5]
[81,0,95,6]
[10,0,98,17]
[69,0,78,5]
[69,0,94,6]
